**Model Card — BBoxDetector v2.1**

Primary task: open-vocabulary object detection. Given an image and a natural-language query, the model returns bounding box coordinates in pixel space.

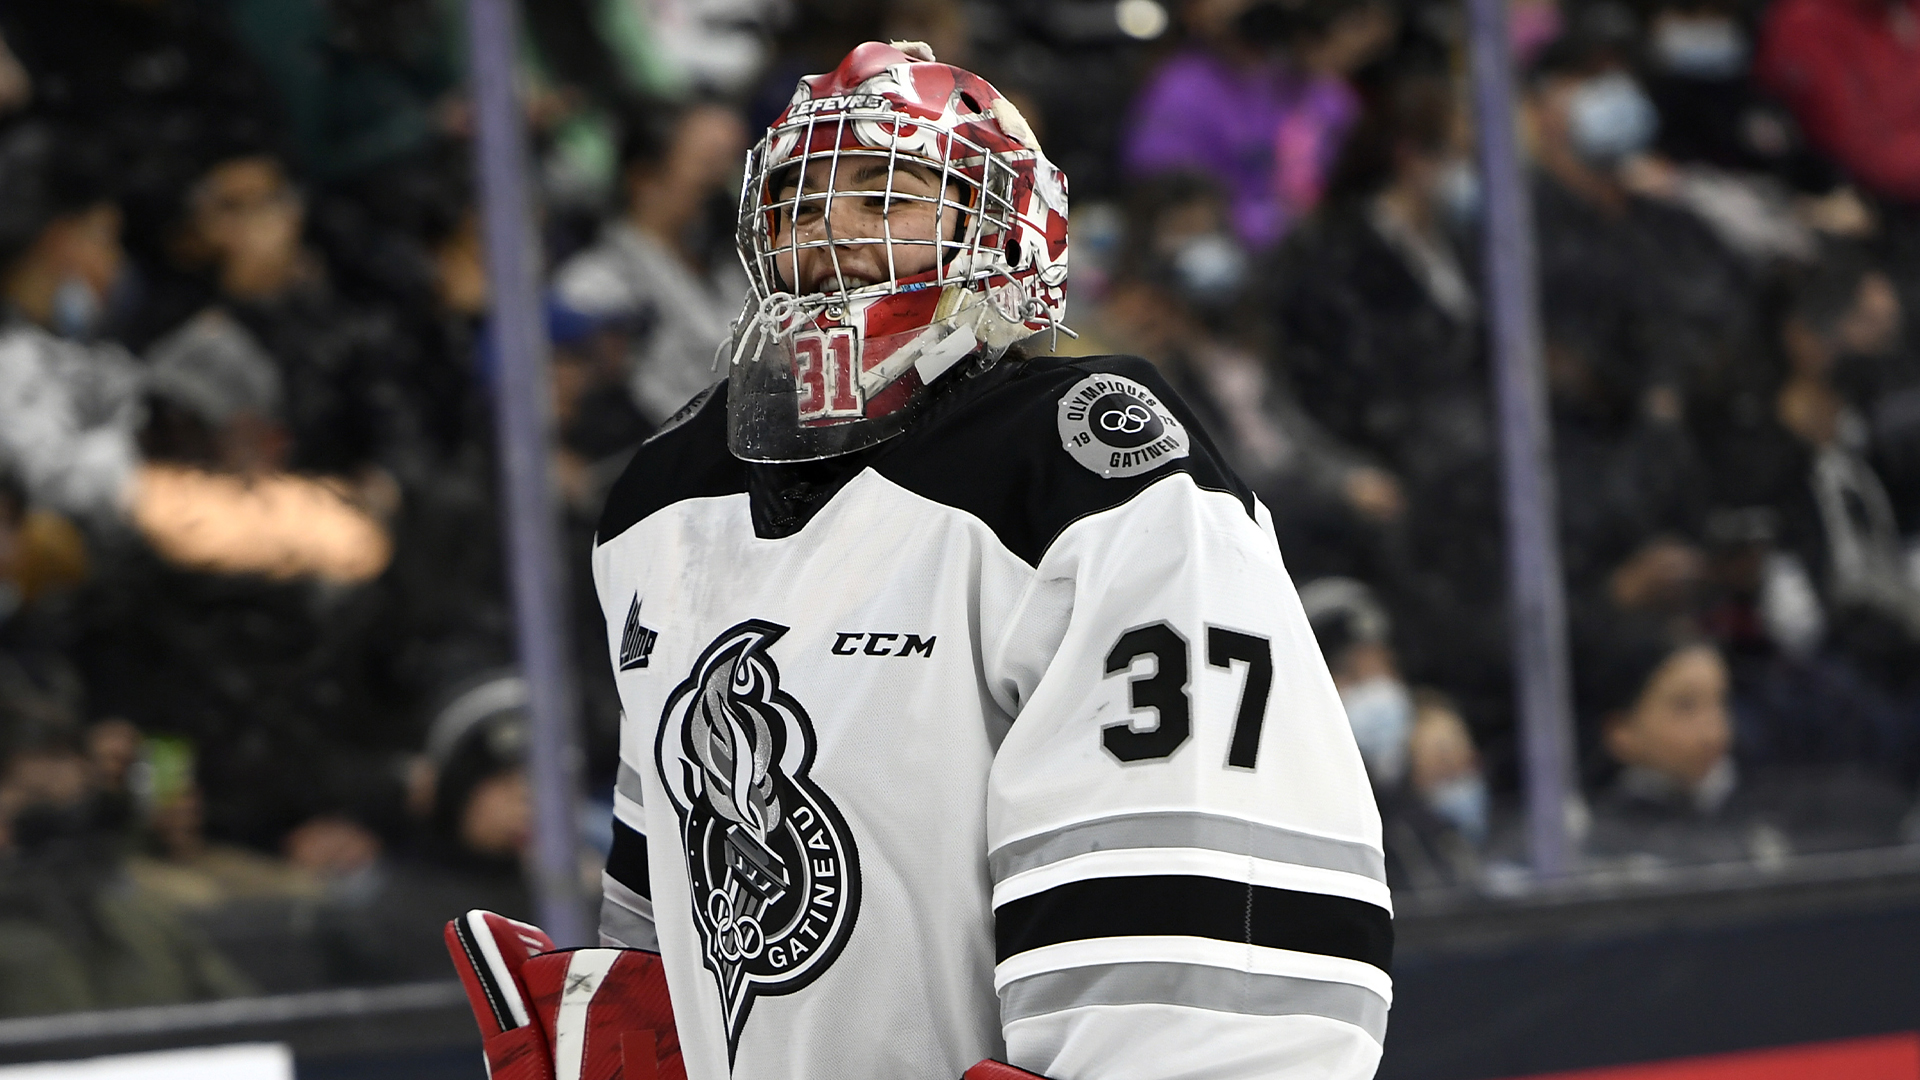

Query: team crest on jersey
[1057,373,1190,479]
[655,620,861,1058]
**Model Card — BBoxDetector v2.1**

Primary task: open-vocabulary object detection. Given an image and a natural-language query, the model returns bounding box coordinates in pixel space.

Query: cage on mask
[721,41,1071,462]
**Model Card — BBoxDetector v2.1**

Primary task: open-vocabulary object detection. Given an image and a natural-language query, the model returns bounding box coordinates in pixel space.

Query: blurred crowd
[0,0,1918,1016]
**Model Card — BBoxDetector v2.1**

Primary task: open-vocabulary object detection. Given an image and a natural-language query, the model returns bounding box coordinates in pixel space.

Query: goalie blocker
[445,909,1048,1080]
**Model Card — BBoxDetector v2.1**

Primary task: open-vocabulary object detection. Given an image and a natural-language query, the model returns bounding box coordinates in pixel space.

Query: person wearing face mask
[1301,577,1490,891]
[1094,172,1381,573]
[1643,0,1827,185]
[0,123,146,528]
[1526,31,1762,415]
[1271,71,1527,729]
[553,100,752,427]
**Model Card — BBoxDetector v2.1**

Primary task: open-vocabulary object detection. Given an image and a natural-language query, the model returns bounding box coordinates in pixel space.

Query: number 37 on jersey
[1101,623,1274,768]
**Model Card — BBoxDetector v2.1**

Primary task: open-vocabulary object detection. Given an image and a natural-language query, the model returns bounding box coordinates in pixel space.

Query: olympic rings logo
[706,889,765,961]
[1098,403,1155,435]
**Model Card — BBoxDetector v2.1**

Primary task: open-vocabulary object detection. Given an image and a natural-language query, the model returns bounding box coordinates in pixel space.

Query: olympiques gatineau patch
[656,620,860,1061]
[1057,372,1191,479]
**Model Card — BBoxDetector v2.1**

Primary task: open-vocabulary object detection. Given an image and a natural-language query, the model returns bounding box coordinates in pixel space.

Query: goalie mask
[723,40,1070,461]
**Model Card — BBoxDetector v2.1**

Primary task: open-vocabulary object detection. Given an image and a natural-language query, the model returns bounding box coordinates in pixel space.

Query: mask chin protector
[724,289,991,462]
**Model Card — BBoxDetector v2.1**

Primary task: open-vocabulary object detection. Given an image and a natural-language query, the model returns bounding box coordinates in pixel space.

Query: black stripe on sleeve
[606,818,651,899]
[994,875,1392,974]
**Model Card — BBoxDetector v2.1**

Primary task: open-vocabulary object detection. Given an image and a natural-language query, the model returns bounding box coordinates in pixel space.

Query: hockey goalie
[448,39,1392,1080]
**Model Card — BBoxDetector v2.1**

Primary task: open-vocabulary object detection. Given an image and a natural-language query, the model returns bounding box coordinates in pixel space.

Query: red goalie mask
[722,40,1071,462]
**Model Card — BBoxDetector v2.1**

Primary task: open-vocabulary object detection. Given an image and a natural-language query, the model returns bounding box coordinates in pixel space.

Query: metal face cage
[735,104,1022,304]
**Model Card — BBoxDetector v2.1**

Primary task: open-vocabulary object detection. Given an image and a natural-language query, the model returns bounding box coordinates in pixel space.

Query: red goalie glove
[445,910,683,1080]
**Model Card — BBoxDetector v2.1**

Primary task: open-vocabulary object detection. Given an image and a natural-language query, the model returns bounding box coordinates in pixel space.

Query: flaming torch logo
[656,620,860,1058]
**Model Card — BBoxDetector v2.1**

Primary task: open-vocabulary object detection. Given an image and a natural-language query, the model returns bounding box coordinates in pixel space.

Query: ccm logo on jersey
[1056,373,1190,478]
[831,632,936,657]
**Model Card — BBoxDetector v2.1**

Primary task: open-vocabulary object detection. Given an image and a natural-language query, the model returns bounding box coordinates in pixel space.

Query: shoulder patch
[1056,372,1190,478]
[868,355,1255,565]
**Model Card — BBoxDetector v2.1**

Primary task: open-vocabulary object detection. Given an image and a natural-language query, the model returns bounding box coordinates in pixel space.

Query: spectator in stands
[0,718,252,1016]
[318,672,535,984]
[1270,70,1480,500]
[1756,0,1920,207]
[1623,0,1892,279]
[1579,619,1912,867]
[1523,34,1749,625]
[1269,71,1516,738]
[1271,0,1399,228]
[424,676,535,875]
[1302,578,1488,890]
[550,301,653,517]
[0,124,145,528]
[1698,246,1920,750]
[1525,32,1759,416]
[1097,172,1388,577]
[60,304,421,872]
[554,101,749,427]
[74,308,407,862]
[1126,0,1394,251]
[1700,507,1914,773]
[180,150,415,478]
[1644,0,1837,193]
[280,138,495,473]
[120,733,325,912]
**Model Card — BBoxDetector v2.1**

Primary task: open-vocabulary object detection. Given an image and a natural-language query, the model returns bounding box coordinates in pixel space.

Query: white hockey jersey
[590,355,1392,1080]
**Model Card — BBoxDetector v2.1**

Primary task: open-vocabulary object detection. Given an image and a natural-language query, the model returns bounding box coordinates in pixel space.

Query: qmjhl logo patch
[619,595,658,671]
[654,620,860,1059]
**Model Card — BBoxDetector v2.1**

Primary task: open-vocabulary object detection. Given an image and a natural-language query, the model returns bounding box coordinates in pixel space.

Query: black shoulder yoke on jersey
[596,386,746,542]
[596,356,1255,566]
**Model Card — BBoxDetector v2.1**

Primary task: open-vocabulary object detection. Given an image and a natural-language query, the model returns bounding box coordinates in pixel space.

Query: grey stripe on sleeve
[989,812,1386,885]
[616,761,646,806]
[999,962,1388,1043]
[599,875,659,951]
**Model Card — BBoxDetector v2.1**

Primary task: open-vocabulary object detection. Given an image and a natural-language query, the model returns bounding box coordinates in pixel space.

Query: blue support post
[466,0,591,943]
[1464,0,1579,878]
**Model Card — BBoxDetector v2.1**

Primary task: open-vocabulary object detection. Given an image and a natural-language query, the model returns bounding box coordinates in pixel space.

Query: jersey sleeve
[600,737,660,952]
[983,472,1391,1079]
